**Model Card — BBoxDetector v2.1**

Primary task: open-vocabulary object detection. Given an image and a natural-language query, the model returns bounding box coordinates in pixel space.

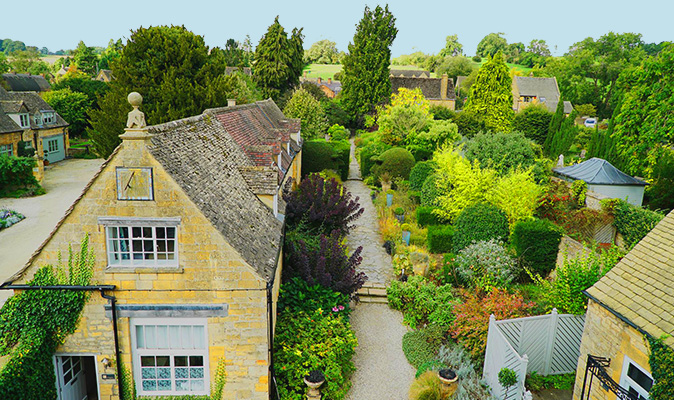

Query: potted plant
[380,172,392,192]
[394,207,405,223]
[304,370,325,399]
[438,369,459,398]
[401,223,411,245]
[498,367,518,400]
[386,189,394,207]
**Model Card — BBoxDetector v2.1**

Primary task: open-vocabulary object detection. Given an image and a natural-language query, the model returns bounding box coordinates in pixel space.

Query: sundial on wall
[116,167,154,201]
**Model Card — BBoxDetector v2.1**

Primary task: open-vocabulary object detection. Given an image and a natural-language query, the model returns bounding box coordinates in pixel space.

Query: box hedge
[409,160,438,191]
[511,218,563,277]
[453,203,509,252]
[359,141,391,177]
[416,207,443,227]
[427,225,455,254]
[371,147,416,181]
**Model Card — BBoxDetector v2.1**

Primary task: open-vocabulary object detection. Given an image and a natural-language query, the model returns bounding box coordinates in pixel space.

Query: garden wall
[556,236,594,268]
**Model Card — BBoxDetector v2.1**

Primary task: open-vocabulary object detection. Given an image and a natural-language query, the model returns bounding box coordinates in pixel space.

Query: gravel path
[344,140,415,400]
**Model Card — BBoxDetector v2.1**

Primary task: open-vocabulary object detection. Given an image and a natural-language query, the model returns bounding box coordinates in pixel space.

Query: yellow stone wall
[428,99,455,111]
[573,299,651,400]
[0,131,21,155]
[15,137,274,400]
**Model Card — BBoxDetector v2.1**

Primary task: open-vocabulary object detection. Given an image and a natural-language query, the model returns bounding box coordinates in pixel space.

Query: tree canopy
[464,52,513,132]
[283,87,328,139]
[439,34,463,57]
[476,33,508,58]
[89,25,259,157]
[305,39,341,64]
[340,5,397,123]
[72,41,98,76]
[253,17,304,100]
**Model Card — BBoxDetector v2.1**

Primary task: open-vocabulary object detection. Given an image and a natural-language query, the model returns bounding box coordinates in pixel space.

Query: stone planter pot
[402,230,411,245]
[395,213,404,223]
[304,377,325,400]
[438,369,458,398]
[386,193,393,207]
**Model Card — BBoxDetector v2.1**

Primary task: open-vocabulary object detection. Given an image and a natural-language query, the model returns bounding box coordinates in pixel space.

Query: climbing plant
[647,336,674,400]
[0,235,95,400]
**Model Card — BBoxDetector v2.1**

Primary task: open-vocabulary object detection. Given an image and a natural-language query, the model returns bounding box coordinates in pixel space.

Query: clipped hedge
[512,218,564,277]
[416,206,443,227]
[453,203,509,252]
[359,141,391,177]
[301,139,350,181]
[402,324,446,369]
[427,225,455,254]
[606,199,664,249]
[409,160,438,191]
[371,147,416,181]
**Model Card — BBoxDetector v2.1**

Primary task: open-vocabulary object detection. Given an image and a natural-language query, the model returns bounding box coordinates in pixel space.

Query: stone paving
[344,140,415,400]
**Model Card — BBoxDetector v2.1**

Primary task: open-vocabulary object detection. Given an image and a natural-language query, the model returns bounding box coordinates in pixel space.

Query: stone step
[358,296,388,304]
[357,286,388,297]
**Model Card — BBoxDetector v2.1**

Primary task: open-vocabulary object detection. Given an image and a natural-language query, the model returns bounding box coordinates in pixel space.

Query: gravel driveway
[0,158,104,301]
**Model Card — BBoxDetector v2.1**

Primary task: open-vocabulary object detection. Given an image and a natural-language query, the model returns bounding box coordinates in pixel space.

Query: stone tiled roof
[390,69,431,78]
[95,69,114,81]
[0,108,21,134]
[2,73,51,92]
[148,114,283,281]
[586,210,674,347]
[455,75,468,91]
[225,67,252,76]
[390,76,456,100]
[0,100,27,113]
[0,87,68,130]
[513,76,572,112]
[239,166,278,195]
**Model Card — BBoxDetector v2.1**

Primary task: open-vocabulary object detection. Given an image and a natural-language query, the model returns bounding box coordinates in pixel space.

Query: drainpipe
[0,285,121,399]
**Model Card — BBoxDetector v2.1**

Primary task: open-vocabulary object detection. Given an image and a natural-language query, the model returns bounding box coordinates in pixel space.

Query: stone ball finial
[128,92,143,107]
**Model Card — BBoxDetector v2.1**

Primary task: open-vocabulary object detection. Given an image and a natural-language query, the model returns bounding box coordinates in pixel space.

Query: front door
[56,355,88,400]
[43,135,65,163]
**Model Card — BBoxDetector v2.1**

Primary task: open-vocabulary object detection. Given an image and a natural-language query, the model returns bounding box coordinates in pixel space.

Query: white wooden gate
[483,309,585,400]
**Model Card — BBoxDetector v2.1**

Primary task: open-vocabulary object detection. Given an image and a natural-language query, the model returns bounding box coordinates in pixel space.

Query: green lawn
[472,60,534,75]
[303,63,423,80]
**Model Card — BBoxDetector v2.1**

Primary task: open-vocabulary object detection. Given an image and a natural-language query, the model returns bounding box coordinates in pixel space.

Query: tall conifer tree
[464,52,513,132]
[253,17,303,100]
[341,5,397,123]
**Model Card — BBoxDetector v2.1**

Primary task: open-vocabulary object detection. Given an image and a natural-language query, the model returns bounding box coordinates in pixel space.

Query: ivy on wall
[647,336,674,400]
[0,236,94,400]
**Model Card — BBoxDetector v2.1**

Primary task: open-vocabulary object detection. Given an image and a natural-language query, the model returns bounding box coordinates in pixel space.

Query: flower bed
[0,209,25,230]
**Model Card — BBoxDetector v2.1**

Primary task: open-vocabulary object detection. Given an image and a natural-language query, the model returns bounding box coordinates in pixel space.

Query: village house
[512,76,573,114]
[2,93,302,400]
[389,69,431,78]
[573,210,674,400]
[95,69,114,82]
[390,73,456,110]
[1,72,51,92]
[0,86,69,179]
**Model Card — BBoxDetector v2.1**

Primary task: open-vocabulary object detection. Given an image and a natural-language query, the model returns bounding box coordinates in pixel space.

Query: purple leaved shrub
[284,231,366,296]
[284,173,364,236]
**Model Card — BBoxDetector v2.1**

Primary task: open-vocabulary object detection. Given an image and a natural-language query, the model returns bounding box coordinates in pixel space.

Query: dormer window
[42,112,55,124]
[34,114,42,126]
[19,113,29,128]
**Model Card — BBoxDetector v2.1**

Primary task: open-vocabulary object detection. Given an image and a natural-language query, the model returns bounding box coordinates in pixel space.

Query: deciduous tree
[72,41,99,76]
[439,34,463,57]
[305,39,340,64]
[42,89,89,137]
[283,87,328,139]
[476,33,507,58]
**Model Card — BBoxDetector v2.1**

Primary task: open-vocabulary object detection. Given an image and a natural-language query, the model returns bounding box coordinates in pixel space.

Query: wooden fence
[483,309,585,400]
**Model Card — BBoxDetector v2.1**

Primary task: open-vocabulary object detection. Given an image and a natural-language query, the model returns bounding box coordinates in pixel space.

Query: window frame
[19,113,30,128]
[0,144,13,157]
[619,355,653,400]
[130,317,210,396]
[99,217,181,269]
[43,112,55,124]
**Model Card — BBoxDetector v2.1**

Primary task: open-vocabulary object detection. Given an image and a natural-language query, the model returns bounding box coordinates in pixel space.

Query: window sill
[105,266,184,274]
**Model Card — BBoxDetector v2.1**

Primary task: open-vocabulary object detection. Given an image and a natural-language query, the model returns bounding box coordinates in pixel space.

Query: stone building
[0,86,70,178]
[3,94,302,400]
[512,76,573,114]
[573,210,674,400]
[390,74,456,110]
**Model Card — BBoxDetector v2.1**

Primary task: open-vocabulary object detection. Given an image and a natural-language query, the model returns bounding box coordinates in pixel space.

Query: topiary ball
[453,203,509,252]
[371,147,416,181]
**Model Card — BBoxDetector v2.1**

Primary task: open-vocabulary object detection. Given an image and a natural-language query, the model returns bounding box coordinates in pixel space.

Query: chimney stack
[441,74,448,100]
[328,78,332,84]
[227,99,236,107]
[317,77,322,84]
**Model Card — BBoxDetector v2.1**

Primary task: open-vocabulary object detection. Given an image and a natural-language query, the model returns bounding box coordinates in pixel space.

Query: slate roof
[455,75,468,91]
[547,100,574,114]
[148,114,283,281]
[95,69,114,82]
[513,76,573,112]
[390,76,456,100]
[390,69,431,78]
[586,210,674,347]
[2,73,51,92]
[553,158,647,186]
[0,108,22,134]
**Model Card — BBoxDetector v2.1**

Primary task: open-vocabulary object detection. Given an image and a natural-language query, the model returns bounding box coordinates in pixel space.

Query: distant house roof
[95,69,114,82]
[586,210,674,347]
[390,69,430,78]
[455,75,468,91]
[553,158,647,186]
[2,73,51,92]
[225,67,252,76]
[0,86,68,131]
[147,100,299,281]
[513,76,574,113]
[390,76,455,101]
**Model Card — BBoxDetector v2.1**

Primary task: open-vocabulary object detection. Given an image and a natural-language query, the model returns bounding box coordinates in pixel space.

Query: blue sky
[2,0,670,57]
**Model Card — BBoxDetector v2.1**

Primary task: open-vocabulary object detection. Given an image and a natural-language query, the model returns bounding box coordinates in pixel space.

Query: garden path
[344,139,415,400]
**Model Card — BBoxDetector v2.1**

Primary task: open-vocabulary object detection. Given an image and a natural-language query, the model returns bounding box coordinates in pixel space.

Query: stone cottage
[390,74,456,110]
[512,76,573,114]
[2,93,302,400]
[573,210,674,400]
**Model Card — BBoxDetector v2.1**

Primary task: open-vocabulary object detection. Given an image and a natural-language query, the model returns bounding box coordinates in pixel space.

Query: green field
[472,60,534,75]
[303,63,423,80]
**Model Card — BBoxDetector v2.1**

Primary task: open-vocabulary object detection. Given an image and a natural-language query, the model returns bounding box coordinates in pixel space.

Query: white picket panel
[483,310,585,399]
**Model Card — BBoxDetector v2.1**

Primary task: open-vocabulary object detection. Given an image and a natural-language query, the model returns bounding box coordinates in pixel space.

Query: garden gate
[483,309,585,400]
